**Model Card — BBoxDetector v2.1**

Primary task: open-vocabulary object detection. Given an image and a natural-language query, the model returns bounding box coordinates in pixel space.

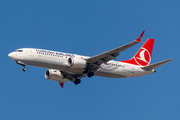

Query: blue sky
[1,0,179,120]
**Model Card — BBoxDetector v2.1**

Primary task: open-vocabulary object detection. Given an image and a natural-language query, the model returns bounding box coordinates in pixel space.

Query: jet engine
[45,69,64,81]
[67,57,87,69]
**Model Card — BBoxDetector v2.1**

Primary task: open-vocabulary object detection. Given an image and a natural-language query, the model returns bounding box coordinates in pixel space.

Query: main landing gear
[82,69,94,78]
[74,78,81,85]
[87,72,94,78]
[73,71,94,85]
[16,61,27,72]
[82,64,95,78]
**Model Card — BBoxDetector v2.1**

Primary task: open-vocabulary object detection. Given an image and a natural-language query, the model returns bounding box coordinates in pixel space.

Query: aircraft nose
[8,52,13,58]
[8,52,16,60]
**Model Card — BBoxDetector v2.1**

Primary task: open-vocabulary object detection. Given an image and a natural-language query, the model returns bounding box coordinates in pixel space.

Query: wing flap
[142,59,172,71]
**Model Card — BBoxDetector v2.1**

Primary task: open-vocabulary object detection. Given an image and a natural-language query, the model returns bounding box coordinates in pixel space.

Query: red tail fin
[121,38,154,66]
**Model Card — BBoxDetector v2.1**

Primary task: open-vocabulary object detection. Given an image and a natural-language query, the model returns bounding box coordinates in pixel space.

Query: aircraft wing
[86,31,145,71]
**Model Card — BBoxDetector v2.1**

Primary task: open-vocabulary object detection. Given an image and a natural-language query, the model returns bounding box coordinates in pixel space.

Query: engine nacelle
[45,69,64,81]
[67,57,87,69]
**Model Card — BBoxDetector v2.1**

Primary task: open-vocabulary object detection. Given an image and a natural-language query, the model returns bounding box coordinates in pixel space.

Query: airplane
[8,31,172,88]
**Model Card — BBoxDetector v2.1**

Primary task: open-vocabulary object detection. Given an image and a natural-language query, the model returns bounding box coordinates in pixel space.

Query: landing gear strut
[74,78,81,85]
[83,63,94,78]
[16,61,27,72]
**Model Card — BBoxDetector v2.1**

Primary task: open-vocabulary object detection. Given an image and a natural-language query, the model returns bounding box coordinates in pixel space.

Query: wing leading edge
[86,31,145,71]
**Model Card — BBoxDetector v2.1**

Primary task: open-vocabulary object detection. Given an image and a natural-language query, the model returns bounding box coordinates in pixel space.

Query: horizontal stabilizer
[142,59,172,70]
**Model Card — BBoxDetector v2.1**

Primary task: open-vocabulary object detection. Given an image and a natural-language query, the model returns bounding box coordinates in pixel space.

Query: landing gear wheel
[87,72,94,78]
[23,68,27,71]
[74,79,81,85]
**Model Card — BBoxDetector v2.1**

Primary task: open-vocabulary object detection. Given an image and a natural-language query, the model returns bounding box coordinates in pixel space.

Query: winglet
[59,83,64,88]
[136,31,145,42]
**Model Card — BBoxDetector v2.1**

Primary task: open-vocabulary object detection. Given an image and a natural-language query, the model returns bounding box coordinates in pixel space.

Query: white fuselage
[8,48,154,78]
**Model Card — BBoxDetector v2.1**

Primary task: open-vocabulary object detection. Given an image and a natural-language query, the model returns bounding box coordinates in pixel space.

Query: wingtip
[136,31,145,42]
[168,59,173,62]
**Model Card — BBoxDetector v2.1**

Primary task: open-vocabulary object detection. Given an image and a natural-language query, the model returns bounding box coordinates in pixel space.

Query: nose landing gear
[16,61,27,72]
[23,67,27,71]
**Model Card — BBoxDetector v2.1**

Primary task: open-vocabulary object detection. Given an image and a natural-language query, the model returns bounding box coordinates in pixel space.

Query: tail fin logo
[134,48,151,66]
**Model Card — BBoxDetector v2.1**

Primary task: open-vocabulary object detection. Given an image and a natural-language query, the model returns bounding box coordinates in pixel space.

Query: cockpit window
[15,50,23,52]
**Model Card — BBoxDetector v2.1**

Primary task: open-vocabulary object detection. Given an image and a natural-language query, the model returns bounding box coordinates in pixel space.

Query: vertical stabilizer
[121,38,154,66]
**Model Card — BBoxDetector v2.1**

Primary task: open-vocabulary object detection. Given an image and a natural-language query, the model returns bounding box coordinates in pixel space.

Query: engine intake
[67,57,87,69]
[45,69,64,81]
